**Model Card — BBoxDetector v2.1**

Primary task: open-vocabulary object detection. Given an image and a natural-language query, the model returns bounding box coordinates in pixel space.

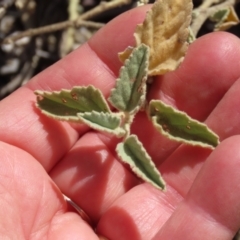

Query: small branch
[191,0,236,36]
[61,0,80,57]
[2,0,130,44]
[136,0,150,7]
[69,0,80,21]
[198,0,225,9]
[76,0,130,22]
[3,21,105,44]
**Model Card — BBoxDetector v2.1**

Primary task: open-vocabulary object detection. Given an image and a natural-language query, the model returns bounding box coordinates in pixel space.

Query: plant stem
[191,0,236,36]
[2,0,131,44]
[3,21,104,44]
[61,0,81,56]
[122,112,134,140]
[198,0,224,10]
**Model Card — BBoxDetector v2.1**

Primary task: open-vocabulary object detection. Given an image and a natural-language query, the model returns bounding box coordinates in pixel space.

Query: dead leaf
[119,0,193,76]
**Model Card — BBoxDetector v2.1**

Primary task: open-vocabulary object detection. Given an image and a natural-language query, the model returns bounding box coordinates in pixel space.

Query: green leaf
[35,85,110,121]
[149,100,220,149]
[116,134,166,190]
[77,111,125,137]
[210,8,229,23]
[109,44,149,113]
[210,6,239,31]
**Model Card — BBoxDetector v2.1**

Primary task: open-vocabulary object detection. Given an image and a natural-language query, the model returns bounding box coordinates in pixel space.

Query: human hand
[0,6,240,240]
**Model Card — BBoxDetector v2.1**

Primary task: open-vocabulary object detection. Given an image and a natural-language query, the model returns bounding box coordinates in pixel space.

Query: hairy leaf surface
[210,6,239,31]
[117,134,166,190]
[119,0,193,76]
[149,100,220,149]
[78,111,125,137]
[35,85,110,121]
[109,44,149,113]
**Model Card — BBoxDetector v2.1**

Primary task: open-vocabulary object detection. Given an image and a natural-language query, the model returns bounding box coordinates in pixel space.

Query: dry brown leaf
[119,0,193,76]
[118,46,134,62]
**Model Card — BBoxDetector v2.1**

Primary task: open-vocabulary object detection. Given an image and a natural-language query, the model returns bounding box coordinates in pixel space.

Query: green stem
[121,112,134,140]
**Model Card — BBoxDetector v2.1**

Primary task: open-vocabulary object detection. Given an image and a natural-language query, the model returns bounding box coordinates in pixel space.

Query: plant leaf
[35,85,110,121]
[109,44,149,113]
[77,111,125,137]
[119,0,193,76]
[210,6,239,31]
[116,134,166,190]
[210,8,229,23]
[149,100,220,149]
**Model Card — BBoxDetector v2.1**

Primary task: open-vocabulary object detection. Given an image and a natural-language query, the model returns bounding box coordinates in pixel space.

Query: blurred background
[0,0,239,100]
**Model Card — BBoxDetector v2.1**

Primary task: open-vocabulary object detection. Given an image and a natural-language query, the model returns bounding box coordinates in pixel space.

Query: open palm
[0,6,240,240]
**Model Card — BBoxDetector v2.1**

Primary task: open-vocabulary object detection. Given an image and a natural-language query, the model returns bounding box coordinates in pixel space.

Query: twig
[69,0,80,20]
[136,0,150,7]
[3,21,105,44]
[61,0,80,57]
[76,0,130,22]
[198,0,224,9]
[2,0,130,44]
[191,0,236,36]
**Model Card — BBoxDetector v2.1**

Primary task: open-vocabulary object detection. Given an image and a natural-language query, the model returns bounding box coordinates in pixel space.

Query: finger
[97,182,182,239]
[103,32,240,165]
[153,136,240,240]
[96,32,240,238]
[0,6,150,171]
[0,141,98,239]
[50,30,240,224]
[159,68,240,197]
[49,131,139,223]
[97,137,240,240]
[207,78,240,140]
[150,31,240,121]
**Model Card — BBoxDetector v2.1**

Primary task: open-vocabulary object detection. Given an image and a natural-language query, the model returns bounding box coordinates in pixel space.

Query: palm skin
[1,5,240,240]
